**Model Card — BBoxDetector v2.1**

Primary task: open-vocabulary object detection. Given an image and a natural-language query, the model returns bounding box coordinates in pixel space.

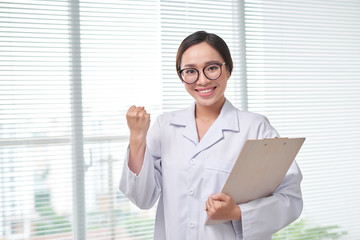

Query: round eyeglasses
[178,62,226,84]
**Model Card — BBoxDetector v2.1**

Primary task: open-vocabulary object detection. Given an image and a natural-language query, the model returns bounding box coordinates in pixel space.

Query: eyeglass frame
[178,62,227,84]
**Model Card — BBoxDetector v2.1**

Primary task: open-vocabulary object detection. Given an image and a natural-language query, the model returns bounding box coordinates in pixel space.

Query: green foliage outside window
[87,200,154,239]
[34,190,72,236]
[273,219,347,240]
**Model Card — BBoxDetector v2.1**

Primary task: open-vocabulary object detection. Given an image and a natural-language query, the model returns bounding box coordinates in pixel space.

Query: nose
[197,71,211,85]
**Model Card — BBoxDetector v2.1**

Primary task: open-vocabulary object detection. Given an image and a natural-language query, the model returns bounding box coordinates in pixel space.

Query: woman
[120,31,303,240]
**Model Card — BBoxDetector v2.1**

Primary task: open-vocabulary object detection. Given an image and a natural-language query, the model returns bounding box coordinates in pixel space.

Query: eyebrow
[183,60,222,68]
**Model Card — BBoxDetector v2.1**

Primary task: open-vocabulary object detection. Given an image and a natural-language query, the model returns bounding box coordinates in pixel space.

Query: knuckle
[137,112,146,118]
[128,105,136,111]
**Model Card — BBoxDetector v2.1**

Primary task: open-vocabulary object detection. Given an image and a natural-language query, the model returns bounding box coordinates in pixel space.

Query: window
[244,1,360,239]
[0,0,243,239]
[1,0,359,239]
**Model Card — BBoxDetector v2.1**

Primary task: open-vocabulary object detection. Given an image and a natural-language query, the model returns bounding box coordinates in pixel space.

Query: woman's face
[180,42,230,108]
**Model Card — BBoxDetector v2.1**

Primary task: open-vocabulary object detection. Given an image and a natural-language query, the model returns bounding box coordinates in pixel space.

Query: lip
[195,86,217,97]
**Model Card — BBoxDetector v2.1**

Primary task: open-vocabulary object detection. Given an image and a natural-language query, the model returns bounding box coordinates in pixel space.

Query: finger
[127,106,145,116]
[136,106,144,112]
[128,105,136,112]
[207,197,217,219]
[135,109,149,118]
[208,196,215,209]
[128,107,145,117]
[211,193,230,202]
[137,112,150,122]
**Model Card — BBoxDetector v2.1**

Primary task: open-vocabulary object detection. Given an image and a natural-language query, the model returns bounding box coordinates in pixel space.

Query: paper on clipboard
[206,137,305,225]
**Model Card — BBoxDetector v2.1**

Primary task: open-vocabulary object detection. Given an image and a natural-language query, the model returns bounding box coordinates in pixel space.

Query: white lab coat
[120,99,303,240]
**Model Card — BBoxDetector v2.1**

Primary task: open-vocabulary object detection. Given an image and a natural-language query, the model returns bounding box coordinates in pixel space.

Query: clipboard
[206,137,305,225]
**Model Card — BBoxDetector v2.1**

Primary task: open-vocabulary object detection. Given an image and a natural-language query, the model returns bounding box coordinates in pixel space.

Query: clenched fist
[126,106,151,138]
[126,106,151,175]
[205,193,241,221]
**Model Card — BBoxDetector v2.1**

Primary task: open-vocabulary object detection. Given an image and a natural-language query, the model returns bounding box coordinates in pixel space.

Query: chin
[194,97,221,107]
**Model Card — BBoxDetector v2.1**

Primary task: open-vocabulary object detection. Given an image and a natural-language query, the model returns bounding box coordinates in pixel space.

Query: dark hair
[176,31,233,79]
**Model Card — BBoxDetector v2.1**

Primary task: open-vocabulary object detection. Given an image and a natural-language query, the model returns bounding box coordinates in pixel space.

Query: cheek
[183,83,193,94]
[217,77,228,89]
[183,82,192,89]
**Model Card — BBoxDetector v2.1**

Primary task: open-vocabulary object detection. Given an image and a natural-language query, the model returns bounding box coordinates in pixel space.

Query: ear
[226,69,231,78]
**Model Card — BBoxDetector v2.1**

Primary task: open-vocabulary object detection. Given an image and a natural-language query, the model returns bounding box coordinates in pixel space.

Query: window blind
[1,0,245,239]
[0,0,73,239]
[79,0,161,239]
[243,0,360,239]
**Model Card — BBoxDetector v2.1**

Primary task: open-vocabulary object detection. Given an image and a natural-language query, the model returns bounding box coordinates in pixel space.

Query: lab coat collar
[170,99,240,153]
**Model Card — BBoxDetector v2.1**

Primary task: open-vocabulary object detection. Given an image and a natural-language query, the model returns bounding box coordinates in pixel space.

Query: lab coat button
[190,159,196,165]
[189,221,195,229]
[188,189,194,196]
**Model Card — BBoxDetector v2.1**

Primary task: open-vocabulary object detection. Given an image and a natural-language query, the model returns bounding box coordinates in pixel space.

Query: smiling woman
[120,31,303,240]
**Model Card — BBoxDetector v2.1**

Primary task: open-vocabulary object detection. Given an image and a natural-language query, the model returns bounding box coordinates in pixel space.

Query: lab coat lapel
[195,120,224,154]
[195,100,239,155]
[169,102,198,146]
[169,100,240,154]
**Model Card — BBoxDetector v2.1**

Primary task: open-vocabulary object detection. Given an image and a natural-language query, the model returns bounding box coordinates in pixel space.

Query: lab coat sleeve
[235,161,303,240]
[232,118,303,240]
[119,118,162,210]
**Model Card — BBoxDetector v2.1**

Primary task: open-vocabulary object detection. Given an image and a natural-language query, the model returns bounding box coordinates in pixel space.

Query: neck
[195,97,225,120]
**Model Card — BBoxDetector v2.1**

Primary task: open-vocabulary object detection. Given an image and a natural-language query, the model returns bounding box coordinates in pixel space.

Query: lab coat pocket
[202,159,234,200]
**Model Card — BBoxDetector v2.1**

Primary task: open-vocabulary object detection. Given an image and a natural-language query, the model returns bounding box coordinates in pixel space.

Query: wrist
[129,133,146,156]
[231,206,241,220]
[128,133,146,175]
[130,132,147,143]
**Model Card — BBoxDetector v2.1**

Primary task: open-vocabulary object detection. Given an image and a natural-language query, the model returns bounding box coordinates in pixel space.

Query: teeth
[199,88,213,93]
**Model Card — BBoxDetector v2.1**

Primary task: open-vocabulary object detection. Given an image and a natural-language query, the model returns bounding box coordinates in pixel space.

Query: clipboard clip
[263,137,289,146]
[264,137,289,140]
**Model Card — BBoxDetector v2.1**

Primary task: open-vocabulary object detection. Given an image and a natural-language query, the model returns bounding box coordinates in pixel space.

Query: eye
[207,65,219,71]
[185,68,197,75]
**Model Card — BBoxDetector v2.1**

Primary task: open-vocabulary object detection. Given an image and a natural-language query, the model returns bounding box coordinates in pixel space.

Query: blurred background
[0,0,359,239]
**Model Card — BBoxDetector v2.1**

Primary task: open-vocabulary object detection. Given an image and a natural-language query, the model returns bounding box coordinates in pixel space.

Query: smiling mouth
[196,87,217,94]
